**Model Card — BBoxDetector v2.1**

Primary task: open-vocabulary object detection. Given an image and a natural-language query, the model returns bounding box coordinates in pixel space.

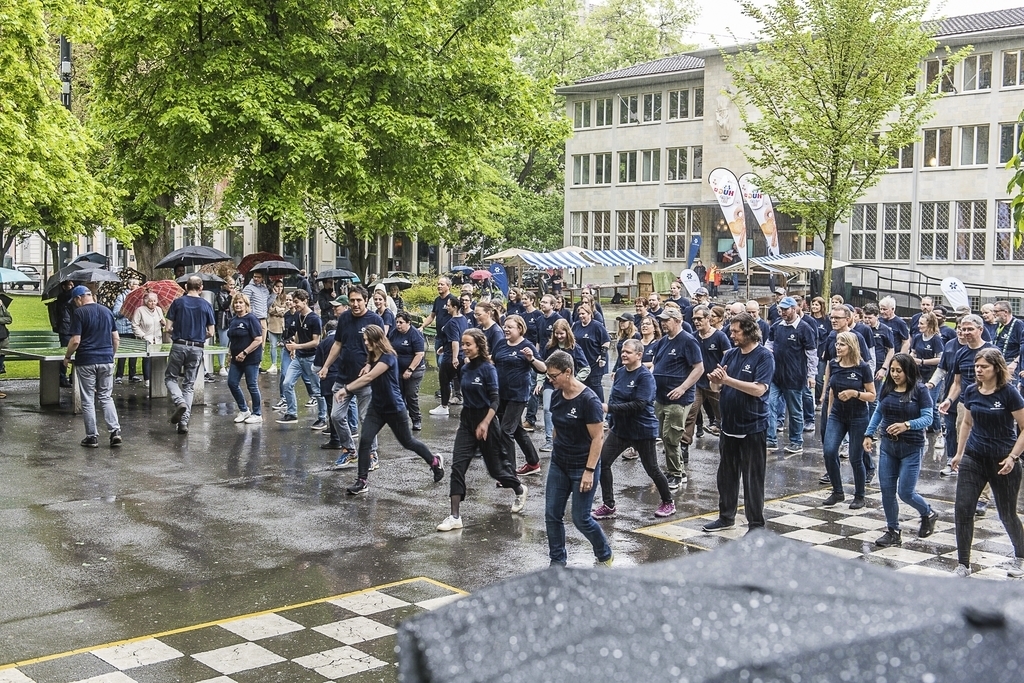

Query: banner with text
[738,173,780,256]
[708,167,747,264]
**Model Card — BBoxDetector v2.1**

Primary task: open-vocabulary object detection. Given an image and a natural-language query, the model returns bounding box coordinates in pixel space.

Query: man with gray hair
[164,276,216,434]
[745,300,770,343]
[992,301,1022,378]
[878,296,910,353]
[63,286,122,448]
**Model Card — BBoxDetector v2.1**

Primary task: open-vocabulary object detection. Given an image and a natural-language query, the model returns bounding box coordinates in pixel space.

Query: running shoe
[701,519,735,532]
[244,414,263,424]
[369,452,379,471]
[622,448,639,460]
[511,485,528,513]
[412,422,422,431]
[431,455,445,483]
[328,451,357,469]
[784,444,803,455]
[918,510,938,538]
[818,473,832,485]
[666,475,682,490]
[976,500,988,517]
[276,414,298,424]
[109,430,122,447]
[591,504,617,520]
[1003,557,1024,578]
[310,419,327,430]
[705,425,720,436]
[539,442,553,452]
[597,555,614,567]
[429,405,449,416]
[803,423,816,433]
[266,364,278,374]
[219,367,229,377]
[449,395,463,405]
[654,501,677,518]
[436,515,463,531]
[939,464,955,477]
[170,404,187,424]
[515,462,542,476]
[346,478,368,495]
[952,564,971,578]
[306,398,318,407]
[521,421,535,432]
[874,528,902,548]
[81,435,99,448]
[234,410,251,423]
[839,442,849,459]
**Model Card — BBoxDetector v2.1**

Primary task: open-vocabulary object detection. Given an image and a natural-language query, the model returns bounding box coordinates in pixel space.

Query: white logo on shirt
[472,376,483,385]
[568,407,578,419]
[628,380,635,387]
[669,349,677,356]
[994,401,1003,409]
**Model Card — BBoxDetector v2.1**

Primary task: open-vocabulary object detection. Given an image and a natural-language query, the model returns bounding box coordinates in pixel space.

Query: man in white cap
[63,286,122,448]
[768,287,786,324]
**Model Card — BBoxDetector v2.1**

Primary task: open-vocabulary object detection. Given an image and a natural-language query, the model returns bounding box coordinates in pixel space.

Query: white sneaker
[219,367,229,377]
[511,485,528,513]
[939,464,955,477]
[429,405,449,416]
[234,410,251,423]
[437,515,463,532]
[934,440,945,451]
[144,380,150,388]
[1004,557,1024,578]
[952,564,971,578]
[267,364,278,374]
[306,398,319,407]
[243,414,264,424]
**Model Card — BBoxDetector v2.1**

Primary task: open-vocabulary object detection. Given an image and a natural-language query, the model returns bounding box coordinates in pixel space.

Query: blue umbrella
[450,265,474,274]
[0,267,32,285]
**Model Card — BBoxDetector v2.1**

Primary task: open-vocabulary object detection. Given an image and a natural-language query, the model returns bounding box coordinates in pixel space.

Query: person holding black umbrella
[50,279,76,387]
[950,348,1024,578]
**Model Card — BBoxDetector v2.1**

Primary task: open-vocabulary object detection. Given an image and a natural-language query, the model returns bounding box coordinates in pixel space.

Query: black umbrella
[381,276,413,290]
[0,291,12,308]
[250,260,300,277]
[42,262,103,300]
[72,251,109,266]
[177,272,226,288]
[398,532,1024,682]
[316,268,357,281]
[155,245,232,270]
[66,268,121,285]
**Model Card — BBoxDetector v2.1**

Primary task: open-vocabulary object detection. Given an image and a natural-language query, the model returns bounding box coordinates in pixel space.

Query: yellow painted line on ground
[1,576,467,671]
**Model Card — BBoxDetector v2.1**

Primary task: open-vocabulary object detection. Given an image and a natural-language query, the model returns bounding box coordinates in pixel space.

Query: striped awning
[583,249,653,266]
[519,250,594,269]
[719,250,847,275]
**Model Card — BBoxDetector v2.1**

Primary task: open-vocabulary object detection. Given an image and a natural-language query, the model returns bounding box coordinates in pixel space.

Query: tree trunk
[132,194,175,279]
[343,221,370,282]
[822,219,835,303]
[257,214,280,254]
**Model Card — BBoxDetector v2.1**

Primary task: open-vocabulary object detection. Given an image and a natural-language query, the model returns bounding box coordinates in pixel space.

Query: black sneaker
[80,435,99,448]
[667,475,682,490]
[204,373,215,382]
[875,528,902,548]
[110,430,122,447]
[849,496,866,510]
[818,473,832,485]
[412,422,422,431]
[60,376,72,388]
[822,492,845,507]
[431,455,445,483]
[347,478,368,495]
[310,419,328,430]
[975,500,987,517]
[276,414,298,424]
[702,518,735,532]
[919,510,938,538]
[170,404,187,424]
[177,422,189,434]
[679,472,688,484]
[681,445,689,467]
[319,441,344,450]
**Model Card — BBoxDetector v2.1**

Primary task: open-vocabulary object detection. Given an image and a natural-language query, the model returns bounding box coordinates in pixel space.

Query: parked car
[13,265,41,290]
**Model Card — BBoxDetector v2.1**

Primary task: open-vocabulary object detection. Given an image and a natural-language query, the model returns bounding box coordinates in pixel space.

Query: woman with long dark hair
[492,315,547,476]
[949,348,1024,577]
[536,319,589,453]
[339,325,443,495]
[862,353,936,547]
[437,328,528,531]
[389,311,426,430]
[430,296,467,417]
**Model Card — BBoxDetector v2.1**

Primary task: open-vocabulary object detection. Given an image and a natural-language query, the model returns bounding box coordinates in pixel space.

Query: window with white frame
[639,210,658,258]
[963,54,992,91]
[956,200,987,261]
[925,58,954,93]
[995,200,1024,261]
[641,149,660,182]
[619,151,638,183]
[619,95,639,125]
[665,209,688,259]
[570,212,589,249]
[616,210,636,251]
[893,143,914,169]
[692,146,703,181]
[642,93,662,122]
[961,125,989,166]
[850,204,877,260]
[999,122,1024,164]
[667,89,689,119]
[573,100,591,129]
[667,147,687,180]
[694,88,704,117]
[923,128,952,167]
[919,202,949,261]
[593,210,611,250]
[595,98,613,127]
[882,203,911,260]
[571,154,590,186]
[594,153,613,184]
[1003,49,1024,87]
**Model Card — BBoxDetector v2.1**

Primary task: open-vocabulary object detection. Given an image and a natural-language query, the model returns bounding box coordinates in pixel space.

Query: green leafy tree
[724,0,968,299]
[1006,109,1024,249]
[0,0,116,266]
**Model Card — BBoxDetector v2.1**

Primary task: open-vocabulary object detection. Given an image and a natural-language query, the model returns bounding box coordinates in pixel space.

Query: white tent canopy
[720,250,848,276]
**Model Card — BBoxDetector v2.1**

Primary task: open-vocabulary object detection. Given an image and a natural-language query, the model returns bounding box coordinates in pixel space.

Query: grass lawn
[3,294,54,379]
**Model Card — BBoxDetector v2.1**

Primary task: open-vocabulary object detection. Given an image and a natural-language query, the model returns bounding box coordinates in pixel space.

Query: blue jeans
[878,441,931,531]
[768,384,804,447]
[823,413,868,497]
[802,385,815,425]
[545,457,612,565]
[217,328,229,369]
[926,383,942,432]
[282,355,325,420]
[542,387,554,444]
[267,331,280,367]
[228,363,262,415]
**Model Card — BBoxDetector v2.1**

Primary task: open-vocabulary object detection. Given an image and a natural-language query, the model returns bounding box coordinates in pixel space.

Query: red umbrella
[120,280,184,319]
[470,269,492,280]
[237,252,284,276]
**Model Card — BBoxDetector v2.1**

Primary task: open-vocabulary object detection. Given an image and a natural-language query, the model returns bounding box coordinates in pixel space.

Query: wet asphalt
[0,350,956,666]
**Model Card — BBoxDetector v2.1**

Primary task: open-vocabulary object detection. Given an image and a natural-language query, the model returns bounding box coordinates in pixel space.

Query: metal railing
[836,265,1024,316]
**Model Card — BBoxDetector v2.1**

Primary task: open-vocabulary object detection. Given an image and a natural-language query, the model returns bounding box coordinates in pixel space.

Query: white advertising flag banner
[739,173,780,256]
[708,167,747,263]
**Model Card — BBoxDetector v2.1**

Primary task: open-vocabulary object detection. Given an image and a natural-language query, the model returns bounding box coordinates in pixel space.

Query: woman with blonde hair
[912,311,945,433]
[225,293,265,424]
[822,331,876,508]
[536,318,589,452]
[338,325,443,495]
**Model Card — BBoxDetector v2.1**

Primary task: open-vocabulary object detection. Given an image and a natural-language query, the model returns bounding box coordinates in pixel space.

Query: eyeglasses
[546,370,565,381]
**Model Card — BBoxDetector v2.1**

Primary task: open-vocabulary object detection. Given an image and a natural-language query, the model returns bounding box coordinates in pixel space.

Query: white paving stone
[91,638,183,670]
[191,642,285,675]
[416,594,464,611]
[218,613,305,641]
[328,590,409,615]
[314,616,397,645]
[294,645,388,679]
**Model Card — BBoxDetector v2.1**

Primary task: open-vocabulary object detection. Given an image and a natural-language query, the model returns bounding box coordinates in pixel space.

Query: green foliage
[404,276,442,307]
[724,0,968,298]
[1005,109,1024,249]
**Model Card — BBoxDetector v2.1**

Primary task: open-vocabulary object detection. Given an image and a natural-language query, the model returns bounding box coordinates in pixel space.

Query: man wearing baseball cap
[768,287,787,324]
[766,297,817,454]
[63,286,122,448]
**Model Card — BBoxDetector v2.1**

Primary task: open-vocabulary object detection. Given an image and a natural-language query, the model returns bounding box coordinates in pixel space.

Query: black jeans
[356,408,434,480]
[717,431,768,528]
[497,399,539,468]
[599,432,672,508]
[449,407,522,500]
[585,372,605,402]
[954,453,1024,566]
[401,368,424,424]
[438,357,460,406]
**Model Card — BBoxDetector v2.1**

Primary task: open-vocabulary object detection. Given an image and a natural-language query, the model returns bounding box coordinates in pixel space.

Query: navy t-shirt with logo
[294,311,322,358]
[719,345,775,435]
[572,320,611,376]
[697,329,732,389]
[333,310,385,383]
[962,383,1024,458]
[953,343,996,389]
[874,383,932,450]
[522,309,544,345]
[769,320,816,389]
[821,330,872,369]
[651,331,703,405]
[550,386,604,467]
[608,366,658,441]
[70,304,116,366]
[378,307,396,333]
[388,326,426,372]
[827,360,874,421]
[910,333,944,382]
[884,315,910,350]
[431,296,453,350]
[492,338,539,402]
[476,322,503,358]
[440,315,470,363]
[166,295,215,343]
[369,353,406,414]
[227,312,264,366]
[460,358,499,410]
[641,338,660,366]
[537,312,560,351]
[869,323,894,367]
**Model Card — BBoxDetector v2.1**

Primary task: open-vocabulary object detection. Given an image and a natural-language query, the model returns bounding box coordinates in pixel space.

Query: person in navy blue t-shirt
[703,313,775,532]
[278,289,326,426]
[571,304,611,402]
[372,289,395,335]
[544,349,613,566]
[949,348,1024,577]
[766,297,817,453]
[225,293,265,424]
[64,286,122,448]
[164,277,216,434]
[337,325,441,496]
[472,301,504,358]
[684,305,731,444]
[492,315,547,476]
[430,296,468,415]
[592,339,675,520]
[388,311,427,430]
[437,329,527,531]
[912,311,945,433]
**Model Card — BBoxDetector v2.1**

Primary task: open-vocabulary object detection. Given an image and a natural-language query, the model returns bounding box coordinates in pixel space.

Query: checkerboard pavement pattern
[638,489,1022,581]
[0,579,465,683]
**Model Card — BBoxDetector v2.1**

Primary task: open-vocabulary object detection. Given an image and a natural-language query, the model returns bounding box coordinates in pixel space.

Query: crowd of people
[28,265,1024,575]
